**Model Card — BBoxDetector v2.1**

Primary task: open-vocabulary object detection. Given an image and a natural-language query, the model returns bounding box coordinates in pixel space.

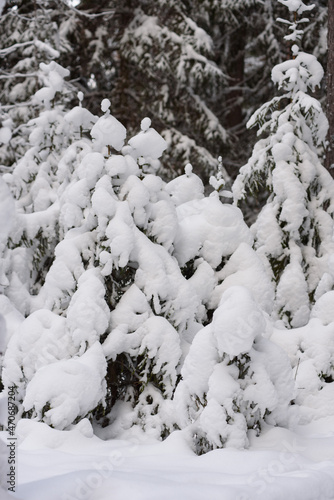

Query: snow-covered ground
[2,416,334,500]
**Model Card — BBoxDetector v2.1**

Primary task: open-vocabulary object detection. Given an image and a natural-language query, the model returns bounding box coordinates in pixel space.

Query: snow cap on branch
[272,52,324,93]
[277,0,314,14]
[33,61,70,108]
[277,0,314,44]
[91,99,126,152]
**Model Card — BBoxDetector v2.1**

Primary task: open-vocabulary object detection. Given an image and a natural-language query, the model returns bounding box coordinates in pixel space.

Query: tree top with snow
[277,0,314,14]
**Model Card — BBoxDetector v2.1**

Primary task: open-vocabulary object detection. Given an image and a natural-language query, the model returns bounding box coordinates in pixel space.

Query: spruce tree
[175,286,294,453]
[64,0,230,182]
[2,72,257,437]
[2,61,80,317]
[0,0,75,167]
[233,0,334,328]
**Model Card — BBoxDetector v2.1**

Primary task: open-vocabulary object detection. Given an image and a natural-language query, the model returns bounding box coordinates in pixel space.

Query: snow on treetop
[272,52,324,93]
[184,163,193,176]
[39,61,70,80]
[291,44,299,56]
[101,98,111,113]
[64,107,97,129]
[141,117,151,132]
[173,195,252,267]
[128,123,167,160]
[277,0,315,14]
[166,165,204,206]
[91,112,126,152]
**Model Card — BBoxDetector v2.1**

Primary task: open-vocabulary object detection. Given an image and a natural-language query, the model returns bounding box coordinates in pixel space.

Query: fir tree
[0,95,189,431]
[175,286,294,453]
[63,0,230,182]
[233,0,334,328]
[0,0,75,167]
[2,61,81,317]
[2,76,256,437]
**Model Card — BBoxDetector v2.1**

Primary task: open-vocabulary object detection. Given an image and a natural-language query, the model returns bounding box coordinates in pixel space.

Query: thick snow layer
[128,124,167,160]
[3,417,334,500]
[22,342,107,430]
[211,243,275,313]
[278,0,315,14]
[311,291,334,325]
[64,106,97,130]
[272,52,323,94]
[33,62,69,108]
[174,193,253,268]
[3,310,72,390]
[271,318,334,422]
[91,112,126,152]
[0,126,11,145]
[66,269,110,352]
[166,165,204,206]
[212,286,265,357]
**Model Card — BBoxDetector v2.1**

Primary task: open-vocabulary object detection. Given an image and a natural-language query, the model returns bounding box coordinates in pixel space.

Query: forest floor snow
[1,416,334,500]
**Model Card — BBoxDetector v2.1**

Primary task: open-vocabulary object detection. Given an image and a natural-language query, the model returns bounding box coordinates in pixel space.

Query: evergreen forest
[1,1,334,499]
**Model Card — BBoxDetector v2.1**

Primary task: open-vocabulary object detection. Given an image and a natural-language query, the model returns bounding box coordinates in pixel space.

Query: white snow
[22,342,107,430]
[0,178,15,243]
[2,417,334,500]
[91,107,126,153]
[1,7,334,496]
[140,117,151,132]
[311,291,334,325]
[101,99,111,113]
[210,242,274,313]
[277,0,315,14]
[212,286,264,357]
[166,164,204,206]
[0,126,11,145]
[128,123,167,160]
[64,107,97,130]
[272,52,324,93]
[173,193,252,268]
[33,62,69,108]
[66,269,110,352]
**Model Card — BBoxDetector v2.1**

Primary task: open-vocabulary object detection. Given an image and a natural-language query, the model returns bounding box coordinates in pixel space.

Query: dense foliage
[0,0,328,179]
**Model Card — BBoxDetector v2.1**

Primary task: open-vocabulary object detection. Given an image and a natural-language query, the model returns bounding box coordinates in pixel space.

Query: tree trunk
[224,29,246,130]
[325,0,334,177]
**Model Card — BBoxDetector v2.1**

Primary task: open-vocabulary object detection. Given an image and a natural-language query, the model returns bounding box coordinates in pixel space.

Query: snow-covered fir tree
[175,286,294,453]
[60,0,230,182]
[1,55,294,450]
[2,0,332,458]
[233,0,334,328]
[1,61,84,317]
[0,177,17,393]
[2,73,260,440]
[0,0,75,168]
